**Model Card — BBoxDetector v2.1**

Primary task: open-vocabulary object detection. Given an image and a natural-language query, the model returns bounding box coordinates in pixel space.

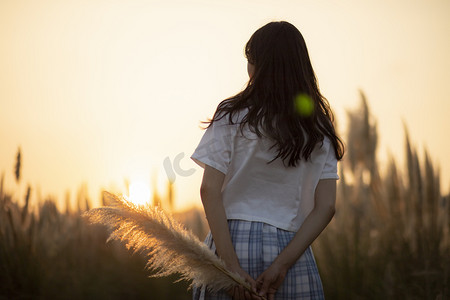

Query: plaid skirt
[192,219,325,300]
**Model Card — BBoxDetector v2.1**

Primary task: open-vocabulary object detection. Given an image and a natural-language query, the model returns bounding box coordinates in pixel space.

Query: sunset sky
[1,0,449,211]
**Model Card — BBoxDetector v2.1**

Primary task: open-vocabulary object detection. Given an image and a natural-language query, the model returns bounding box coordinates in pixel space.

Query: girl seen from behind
[191,21,344,300]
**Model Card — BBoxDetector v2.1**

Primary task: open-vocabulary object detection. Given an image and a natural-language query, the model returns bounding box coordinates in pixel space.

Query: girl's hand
[226,264,261,300]
[255,262,288,300]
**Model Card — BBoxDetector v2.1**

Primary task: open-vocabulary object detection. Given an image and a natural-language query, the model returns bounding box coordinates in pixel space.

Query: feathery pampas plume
[83,192,262,298]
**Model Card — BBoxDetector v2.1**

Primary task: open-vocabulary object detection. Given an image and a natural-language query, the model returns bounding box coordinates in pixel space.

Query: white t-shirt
[191,110,339,232]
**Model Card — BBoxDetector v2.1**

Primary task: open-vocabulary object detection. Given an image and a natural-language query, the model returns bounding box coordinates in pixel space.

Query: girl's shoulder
[214,107,249,126]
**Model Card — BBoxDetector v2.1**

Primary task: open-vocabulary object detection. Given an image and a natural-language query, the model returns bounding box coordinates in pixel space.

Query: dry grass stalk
[314,95,449,299]
[83,192,261,298]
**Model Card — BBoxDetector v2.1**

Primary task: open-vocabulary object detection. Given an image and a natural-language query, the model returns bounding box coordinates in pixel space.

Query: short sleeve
[320,142,339,180]
[191,116,234,175]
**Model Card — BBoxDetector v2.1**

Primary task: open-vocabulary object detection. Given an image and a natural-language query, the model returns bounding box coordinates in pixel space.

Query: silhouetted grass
[0,181,194,299]
[1,92,448,299]
[314,92,449,300]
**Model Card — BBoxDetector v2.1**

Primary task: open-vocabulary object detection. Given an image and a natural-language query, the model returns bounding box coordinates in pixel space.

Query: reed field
[1,93,449,299]
[314,93,449,299]
[0,182,195,299]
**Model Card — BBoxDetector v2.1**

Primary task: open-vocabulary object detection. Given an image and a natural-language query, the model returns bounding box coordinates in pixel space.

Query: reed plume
[83,192,258,297]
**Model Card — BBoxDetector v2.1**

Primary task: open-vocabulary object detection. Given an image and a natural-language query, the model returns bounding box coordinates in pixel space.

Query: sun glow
[128,181,151,206]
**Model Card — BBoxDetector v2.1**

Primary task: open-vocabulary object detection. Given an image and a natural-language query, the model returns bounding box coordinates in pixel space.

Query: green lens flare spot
[295,93,314,116]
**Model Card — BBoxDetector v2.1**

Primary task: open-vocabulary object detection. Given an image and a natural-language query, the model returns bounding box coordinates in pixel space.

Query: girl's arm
[256,179,337,299]
[200,165,259,300]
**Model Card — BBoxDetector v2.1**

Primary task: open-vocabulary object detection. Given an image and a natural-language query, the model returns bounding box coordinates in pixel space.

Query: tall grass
[1,91,448,299]
[0,175,196,299]
[314,91,449,299]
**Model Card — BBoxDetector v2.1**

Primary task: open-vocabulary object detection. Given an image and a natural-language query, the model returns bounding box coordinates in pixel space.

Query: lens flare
[295,93,314,117]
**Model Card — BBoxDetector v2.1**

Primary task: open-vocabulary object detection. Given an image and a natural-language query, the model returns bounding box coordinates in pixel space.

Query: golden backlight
[128,180,152,206]
[0,0,449,211]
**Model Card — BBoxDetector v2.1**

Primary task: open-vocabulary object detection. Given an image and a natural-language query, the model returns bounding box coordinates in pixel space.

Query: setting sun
[128,180,151,206]
[0,1,449,298]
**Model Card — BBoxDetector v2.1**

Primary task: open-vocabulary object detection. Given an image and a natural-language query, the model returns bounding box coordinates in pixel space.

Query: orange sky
[1,0,449,210]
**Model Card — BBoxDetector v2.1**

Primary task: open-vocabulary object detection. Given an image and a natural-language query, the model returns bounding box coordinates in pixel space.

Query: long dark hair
[208,21,344,166]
